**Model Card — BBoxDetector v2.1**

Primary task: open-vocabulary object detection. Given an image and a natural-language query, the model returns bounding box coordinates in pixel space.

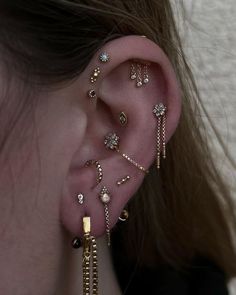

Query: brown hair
[0,0,236,277]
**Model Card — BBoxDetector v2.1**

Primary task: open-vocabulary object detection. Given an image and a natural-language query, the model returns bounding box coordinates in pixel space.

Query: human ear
[60,35,181,239]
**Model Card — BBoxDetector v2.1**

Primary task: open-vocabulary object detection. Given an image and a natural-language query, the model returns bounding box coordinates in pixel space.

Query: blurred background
[172,1,236,293]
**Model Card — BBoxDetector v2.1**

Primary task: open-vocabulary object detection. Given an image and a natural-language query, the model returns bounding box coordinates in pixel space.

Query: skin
[0,36,181,295]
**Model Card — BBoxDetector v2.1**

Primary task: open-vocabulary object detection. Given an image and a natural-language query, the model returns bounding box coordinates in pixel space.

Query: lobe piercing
[119,209,129,222]
[99,186,111,246]
[90,67,101,83]
[85,160,103,185]
[153,103,167,169]
[119,111,128,126]
[99,52,110,63]
[104,132,149,174]
[116,175,131,186]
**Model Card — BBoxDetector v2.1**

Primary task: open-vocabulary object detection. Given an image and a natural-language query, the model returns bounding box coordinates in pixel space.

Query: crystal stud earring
[99,52,110,63]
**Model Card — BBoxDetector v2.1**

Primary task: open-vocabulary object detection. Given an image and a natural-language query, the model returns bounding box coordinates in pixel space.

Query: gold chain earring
[153,103,167,169]
[82,217,98,295]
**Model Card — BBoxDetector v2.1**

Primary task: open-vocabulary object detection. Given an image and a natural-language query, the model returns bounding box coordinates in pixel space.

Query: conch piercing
[99,186,111,247]
[116,175,131,186]
[104,132,149,174]
[130,61,150,87]
[90,67,101,83]
[119,111,128,126]
[153,103,167,169]
[85,160,103,186]
[82,217,98,295]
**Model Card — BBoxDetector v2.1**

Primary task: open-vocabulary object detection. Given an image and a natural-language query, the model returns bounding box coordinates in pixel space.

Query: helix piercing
[99,52,110,63]
[90,67,101,83]
[99,186,111,247]
[104,132,149,174]
[85,160,103,185]
[153,103,167,169]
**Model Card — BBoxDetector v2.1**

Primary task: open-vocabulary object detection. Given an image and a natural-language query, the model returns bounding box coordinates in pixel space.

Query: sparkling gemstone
[153,103,167,117]
[88,89,97,99]
[100,186,111,204]
[99,52,110,63]
[131,74,136,80]
[143,78,149,84]
[137,81,142,87]
[104,132,120,150]
[77,193,84,204]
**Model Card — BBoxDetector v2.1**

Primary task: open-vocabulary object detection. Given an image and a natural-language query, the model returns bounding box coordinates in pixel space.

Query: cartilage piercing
[99,52,110,63]
[116,175,131,186]
[90,67,101,83]
[85,160,103,185]
[153,103,167,169]
[99,186,111,247]
[104,132,149,174]
[77,193,84,205]
[87,89,97,99]
[130,62,150,87]
[119,111,128,126]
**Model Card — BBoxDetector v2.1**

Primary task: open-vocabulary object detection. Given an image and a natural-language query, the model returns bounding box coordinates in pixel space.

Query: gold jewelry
[119,111,128,126]
[90,67,101,83]
[130,61,150,87]
[99,186,111,247]
[88,89,97,99]
[119,209,129,222]
[82,217,98,295]
[116,175,131,186]
[153,103,167,169]
[104,132,149,174]
[85,160,103,185]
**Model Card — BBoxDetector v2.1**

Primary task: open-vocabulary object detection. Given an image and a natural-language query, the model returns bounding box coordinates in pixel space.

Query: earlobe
[60,35,181,240]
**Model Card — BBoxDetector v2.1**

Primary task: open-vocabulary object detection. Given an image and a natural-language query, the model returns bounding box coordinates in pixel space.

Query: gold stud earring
[99,186,111,247]
[119,209,129,222]
[119,112,128,126]
[153,103,167,169]
[104,132,149,174]
[116,175,131,186]
[82,217,98,295]
[90,67,101,83]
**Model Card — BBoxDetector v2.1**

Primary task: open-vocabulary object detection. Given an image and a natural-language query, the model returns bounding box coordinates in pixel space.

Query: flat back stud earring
[119,111,128,126]
[99,186,111,246]
[153,103,167,169]
[104,132,149,174]
[116,175,131,186]
[72,237,82,249]
[77,193,84,204]
[119,209,129,222]
[88,89,97,99]
[90,67,101,83]
[99,52,110,63]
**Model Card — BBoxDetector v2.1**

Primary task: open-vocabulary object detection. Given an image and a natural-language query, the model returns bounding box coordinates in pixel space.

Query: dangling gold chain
[82,217,98,295]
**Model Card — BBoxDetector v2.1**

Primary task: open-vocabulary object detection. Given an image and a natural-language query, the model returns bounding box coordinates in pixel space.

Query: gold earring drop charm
[82,217,98,295]
[104,132,149,174]
[130,61,150,87]
[153,103,167,169]
[119,112,128,126]
[90,67,101,83]
[99,186,111,247]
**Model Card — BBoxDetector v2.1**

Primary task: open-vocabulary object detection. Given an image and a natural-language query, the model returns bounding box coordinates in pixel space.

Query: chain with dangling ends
[82,217,98,295]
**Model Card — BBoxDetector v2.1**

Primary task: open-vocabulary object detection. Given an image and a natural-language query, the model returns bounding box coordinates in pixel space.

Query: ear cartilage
[88,89,97,99]
[153,103,167,169]
[77,193,84,205]
[119,111,128,126]
[90,67,101,83]
[85,160,103,185]
[104,132,149,174]
[99,186,111,247]
[116,175,131,186]
[99,52,110,63]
